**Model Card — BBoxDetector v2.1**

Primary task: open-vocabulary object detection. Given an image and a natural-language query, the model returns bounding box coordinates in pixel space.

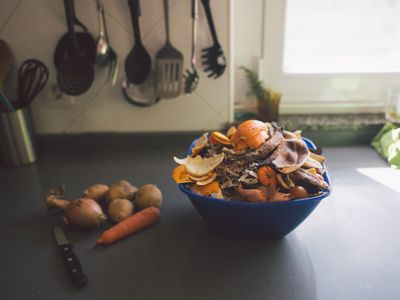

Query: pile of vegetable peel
[172,120,330,203]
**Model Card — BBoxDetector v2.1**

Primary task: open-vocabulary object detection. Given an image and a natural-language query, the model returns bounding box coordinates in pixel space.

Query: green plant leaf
[239,66,269,103]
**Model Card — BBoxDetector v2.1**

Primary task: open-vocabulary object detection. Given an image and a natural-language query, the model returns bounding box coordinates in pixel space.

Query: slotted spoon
[201,0,226,78]
[155,0,184,98]
[55,0,95,96]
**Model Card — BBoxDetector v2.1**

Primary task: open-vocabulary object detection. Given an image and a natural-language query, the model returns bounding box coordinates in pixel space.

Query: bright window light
[284,0,400,74]
[357,167,400,194]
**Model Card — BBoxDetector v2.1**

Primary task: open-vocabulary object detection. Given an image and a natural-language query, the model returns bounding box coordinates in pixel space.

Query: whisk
[16,59,49,109]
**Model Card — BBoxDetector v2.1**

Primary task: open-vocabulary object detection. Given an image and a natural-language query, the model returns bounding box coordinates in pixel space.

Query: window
[262,0,400,114]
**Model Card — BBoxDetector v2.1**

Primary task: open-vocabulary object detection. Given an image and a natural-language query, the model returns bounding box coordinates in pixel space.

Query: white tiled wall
[0,0,230,133]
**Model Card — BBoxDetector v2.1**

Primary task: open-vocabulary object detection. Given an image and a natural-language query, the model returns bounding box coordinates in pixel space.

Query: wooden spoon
[0,40,15,89]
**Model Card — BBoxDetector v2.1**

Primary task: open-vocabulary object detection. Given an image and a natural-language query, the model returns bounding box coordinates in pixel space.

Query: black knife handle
[58,244,88,288]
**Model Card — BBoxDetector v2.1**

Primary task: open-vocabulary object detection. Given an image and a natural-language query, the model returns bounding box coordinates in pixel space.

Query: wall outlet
[41,83,77,108]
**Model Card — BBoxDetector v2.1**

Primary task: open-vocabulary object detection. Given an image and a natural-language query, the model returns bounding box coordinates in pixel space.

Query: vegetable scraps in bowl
[171,120,330,203]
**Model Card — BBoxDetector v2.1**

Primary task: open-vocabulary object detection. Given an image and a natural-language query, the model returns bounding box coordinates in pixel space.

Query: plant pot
[257,99,280,123]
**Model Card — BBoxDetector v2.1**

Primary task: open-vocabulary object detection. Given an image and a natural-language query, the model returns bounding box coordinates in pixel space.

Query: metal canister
[0,107,36,166]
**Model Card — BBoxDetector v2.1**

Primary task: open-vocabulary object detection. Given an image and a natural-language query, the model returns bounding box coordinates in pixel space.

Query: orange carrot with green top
[96,206,160,244]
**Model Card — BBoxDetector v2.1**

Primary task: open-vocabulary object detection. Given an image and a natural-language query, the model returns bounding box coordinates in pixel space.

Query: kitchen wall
[0,0,230,134]
[232,0,263,111]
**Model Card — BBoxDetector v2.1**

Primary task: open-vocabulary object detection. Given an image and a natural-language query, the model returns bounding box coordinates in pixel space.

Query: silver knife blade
[54,226,69,246]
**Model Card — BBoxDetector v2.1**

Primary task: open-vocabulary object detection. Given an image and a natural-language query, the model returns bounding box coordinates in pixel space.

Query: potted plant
[240,66,281,122]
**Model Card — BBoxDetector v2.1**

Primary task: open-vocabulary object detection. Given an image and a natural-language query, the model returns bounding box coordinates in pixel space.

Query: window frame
[262,0,400,114]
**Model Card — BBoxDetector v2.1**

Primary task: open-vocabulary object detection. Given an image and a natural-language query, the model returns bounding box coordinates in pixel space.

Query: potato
[83,184,109,202]
[108,198,134,223]
[135,184,163,209]
[106,180,138,203]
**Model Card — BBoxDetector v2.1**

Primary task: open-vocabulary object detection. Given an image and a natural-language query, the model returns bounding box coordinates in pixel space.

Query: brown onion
[46,196,107,228]
[64,198,107,227]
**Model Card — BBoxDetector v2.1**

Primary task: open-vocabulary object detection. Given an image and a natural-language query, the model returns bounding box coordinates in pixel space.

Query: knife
[53,226,88,288]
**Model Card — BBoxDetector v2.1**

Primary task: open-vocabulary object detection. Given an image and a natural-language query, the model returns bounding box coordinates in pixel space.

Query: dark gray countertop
[1,134,400,300]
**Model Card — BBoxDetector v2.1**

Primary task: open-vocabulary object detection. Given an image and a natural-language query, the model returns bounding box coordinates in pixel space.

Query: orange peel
[246,129,269,149]
[211,131,231,145]
[185,153,224,177]
[196,173,217,186]
[188,172,214,182]
[226,126,237,139]
[208,134,218,145]
[231,120,269,150]
[191,133,208,156]
[171,165,193,183]
[191,180,222,197]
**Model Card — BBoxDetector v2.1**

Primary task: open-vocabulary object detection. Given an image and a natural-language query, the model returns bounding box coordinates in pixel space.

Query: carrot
[257,166,277,187]
[96,206,160,245]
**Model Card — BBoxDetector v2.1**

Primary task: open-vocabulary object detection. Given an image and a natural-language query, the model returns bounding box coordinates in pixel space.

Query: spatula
[155,0,184,98]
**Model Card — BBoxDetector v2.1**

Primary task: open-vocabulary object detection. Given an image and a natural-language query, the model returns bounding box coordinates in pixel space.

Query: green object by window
[371,123,400,169]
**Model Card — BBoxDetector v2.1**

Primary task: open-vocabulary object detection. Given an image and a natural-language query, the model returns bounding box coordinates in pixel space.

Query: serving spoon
[96,0,118,85]
[125,0,151,85]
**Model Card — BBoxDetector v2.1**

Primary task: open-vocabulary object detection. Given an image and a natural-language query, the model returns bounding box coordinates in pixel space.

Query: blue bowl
[179,137,332,239]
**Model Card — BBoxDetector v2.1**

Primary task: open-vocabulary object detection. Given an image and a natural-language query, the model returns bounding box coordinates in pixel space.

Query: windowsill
[234,112,386,146]
[279,113,385,131]
[281,113,386,146]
